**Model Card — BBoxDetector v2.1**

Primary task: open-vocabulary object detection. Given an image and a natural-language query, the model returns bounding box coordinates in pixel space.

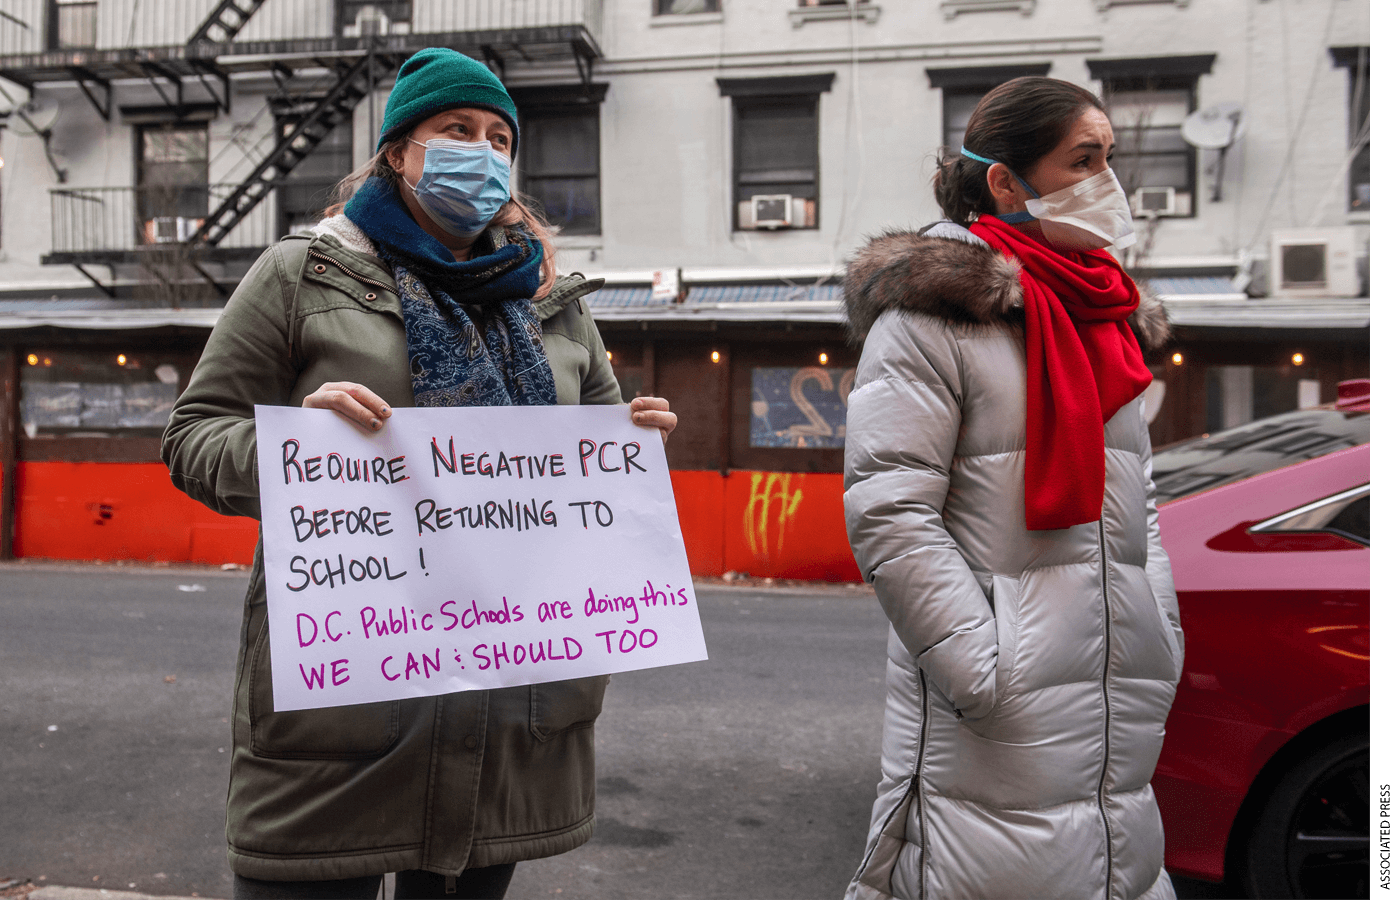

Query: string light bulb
[1291,352,1305,366]
[710,350,721,364]
[25,353,37,366]
[117,354,128,366]
[818,352,829,365]
[606,350,612,362]
[1171,352,1183,366]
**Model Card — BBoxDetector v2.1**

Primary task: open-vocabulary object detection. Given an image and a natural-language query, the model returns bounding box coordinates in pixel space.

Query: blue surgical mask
[406,139,512,238]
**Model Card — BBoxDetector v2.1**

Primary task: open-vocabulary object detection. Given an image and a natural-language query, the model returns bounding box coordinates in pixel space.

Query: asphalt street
[1,564,1228,899]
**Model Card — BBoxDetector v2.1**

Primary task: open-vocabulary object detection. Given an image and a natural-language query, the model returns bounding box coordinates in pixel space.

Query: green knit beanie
[378,48,519,157]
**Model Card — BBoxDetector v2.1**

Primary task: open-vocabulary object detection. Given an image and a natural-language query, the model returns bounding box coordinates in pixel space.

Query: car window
[1325,494,1369,545]
[1249,485,1370,546]
[1152,409,1370,503]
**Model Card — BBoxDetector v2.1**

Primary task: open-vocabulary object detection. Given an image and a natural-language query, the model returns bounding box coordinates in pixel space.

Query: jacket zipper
[1096,516,1114,900]
[851,666,930,899]
[915,669,929,900]
[307,248,396,292]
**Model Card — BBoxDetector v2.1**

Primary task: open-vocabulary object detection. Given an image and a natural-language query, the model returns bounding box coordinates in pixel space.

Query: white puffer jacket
[842,223,1184,900]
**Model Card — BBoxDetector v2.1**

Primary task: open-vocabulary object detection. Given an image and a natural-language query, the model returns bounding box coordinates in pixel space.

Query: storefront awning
[588,283,844,323]
[1160,296,1369,330]
[0,282,1365,333]
[0,305,224,331]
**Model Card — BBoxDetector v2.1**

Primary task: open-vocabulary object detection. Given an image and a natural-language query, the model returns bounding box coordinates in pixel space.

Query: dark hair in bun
[933,76,1106,226]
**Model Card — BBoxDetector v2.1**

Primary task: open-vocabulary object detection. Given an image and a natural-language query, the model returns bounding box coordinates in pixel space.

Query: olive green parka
[162,217,623,881]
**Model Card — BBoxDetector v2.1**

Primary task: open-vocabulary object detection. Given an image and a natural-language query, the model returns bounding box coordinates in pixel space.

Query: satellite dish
[1182,102,1247,150]
[13,95,59,134]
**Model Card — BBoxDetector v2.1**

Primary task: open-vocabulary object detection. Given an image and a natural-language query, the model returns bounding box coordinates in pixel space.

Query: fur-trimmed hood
[842,224,1170,352]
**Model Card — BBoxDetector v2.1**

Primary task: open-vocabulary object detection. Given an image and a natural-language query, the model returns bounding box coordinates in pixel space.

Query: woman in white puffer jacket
[842,76,1184,900]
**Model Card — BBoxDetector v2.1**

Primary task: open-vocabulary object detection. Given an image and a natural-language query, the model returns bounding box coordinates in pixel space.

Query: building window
[338,0,411,37]
[1088,56,1215,218]
[136,123,208,245]
[1330,46,1369,213]
[750,365,854,449]
[1103,81,1194,216]
[718,74,833,232]
[515,86,605,236]
[656,0,719,12]
[733,98,818,230]
[50,0,96,49]
[275,104,353,236]
[20,349,193,441]
[926,64,1053,159]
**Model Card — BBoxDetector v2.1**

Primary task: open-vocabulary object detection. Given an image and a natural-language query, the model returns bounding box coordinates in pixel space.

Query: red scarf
[968,216,1152,531]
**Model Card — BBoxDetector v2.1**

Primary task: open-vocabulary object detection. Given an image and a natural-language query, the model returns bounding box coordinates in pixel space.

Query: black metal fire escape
[0,0,603,289]
[188,0,271,46]
[188,47,402,246]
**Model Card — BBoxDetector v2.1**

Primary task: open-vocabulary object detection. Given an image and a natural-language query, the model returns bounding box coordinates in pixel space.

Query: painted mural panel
[749,366,855,449]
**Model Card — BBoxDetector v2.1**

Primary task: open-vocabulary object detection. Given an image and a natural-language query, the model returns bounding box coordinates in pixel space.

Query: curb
[23,889,225,900]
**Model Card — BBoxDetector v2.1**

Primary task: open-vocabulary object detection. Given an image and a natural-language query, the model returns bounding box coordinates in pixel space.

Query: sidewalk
[4,887,226,900]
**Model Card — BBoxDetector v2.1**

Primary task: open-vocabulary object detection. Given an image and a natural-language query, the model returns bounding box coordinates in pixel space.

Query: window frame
[654,0,721,13]
[17,339,203,463]
[513,85,607,238]
[1329,46,1370,214]
[1100,75,1197,218]
[1088,55,1215,220]
[926,64,1053,159]
[718,74,834,234]
[133,121,210,246]
[272,100,354,238]
[731,94,820,231]
[48,0,97,51]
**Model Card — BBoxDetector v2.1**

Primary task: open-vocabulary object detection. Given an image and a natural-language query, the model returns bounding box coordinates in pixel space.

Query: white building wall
[0,0,1368,292]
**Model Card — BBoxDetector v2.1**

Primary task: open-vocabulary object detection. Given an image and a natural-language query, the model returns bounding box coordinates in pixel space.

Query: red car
[1151,380,1369,899]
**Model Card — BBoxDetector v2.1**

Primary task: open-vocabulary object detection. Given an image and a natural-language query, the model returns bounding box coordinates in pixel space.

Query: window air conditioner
[1132,187,1177,217]
[346,4,409,37]
[145,216,203,244]
[737,195,812,230]
[352,6,390,36]
[1269,227,1359,299]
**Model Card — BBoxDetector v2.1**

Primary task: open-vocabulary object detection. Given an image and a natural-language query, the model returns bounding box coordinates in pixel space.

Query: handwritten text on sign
[254,405,706,712]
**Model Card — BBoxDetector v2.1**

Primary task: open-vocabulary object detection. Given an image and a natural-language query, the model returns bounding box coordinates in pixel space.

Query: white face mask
[1022,167,1137,252]
[959,146,1138,251]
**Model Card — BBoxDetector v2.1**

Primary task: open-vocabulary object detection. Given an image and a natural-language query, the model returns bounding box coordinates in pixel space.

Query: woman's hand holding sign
[629,396,676,443]
[302,382,393,433]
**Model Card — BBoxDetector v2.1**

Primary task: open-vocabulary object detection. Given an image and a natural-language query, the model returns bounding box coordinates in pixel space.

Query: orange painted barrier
[12,461,258,564]
[669,469,860,583]
[7,463,861,581]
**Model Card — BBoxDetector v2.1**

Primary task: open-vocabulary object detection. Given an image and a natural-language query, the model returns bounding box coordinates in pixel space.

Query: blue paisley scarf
[344,176,557,408]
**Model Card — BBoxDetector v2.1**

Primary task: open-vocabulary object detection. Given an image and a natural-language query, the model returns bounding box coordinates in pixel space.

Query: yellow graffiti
[743,472,804,559]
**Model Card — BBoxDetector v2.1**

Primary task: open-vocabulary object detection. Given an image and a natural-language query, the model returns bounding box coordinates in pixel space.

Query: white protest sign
[254,404,706,711]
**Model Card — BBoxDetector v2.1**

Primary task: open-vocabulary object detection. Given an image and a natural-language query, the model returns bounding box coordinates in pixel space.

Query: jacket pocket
[988,574,1021,702]
[958,575,1021,737]
[1157,600,1186,683]
[530,674,608,741]
[247,620,400,759]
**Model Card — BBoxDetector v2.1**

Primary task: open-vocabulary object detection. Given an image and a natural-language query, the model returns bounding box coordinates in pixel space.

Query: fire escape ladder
[188,0,270,46]
[189,50,393,247]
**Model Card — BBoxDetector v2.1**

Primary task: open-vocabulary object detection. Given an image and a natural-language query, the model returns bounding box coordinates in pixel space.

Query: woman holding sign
[840,77,1182,899]
[163,48,675,900]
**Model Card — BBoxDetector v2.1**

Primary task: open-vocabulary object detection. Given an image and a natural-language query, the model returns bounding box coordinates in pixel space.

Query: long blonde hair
[323,136,559,298]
